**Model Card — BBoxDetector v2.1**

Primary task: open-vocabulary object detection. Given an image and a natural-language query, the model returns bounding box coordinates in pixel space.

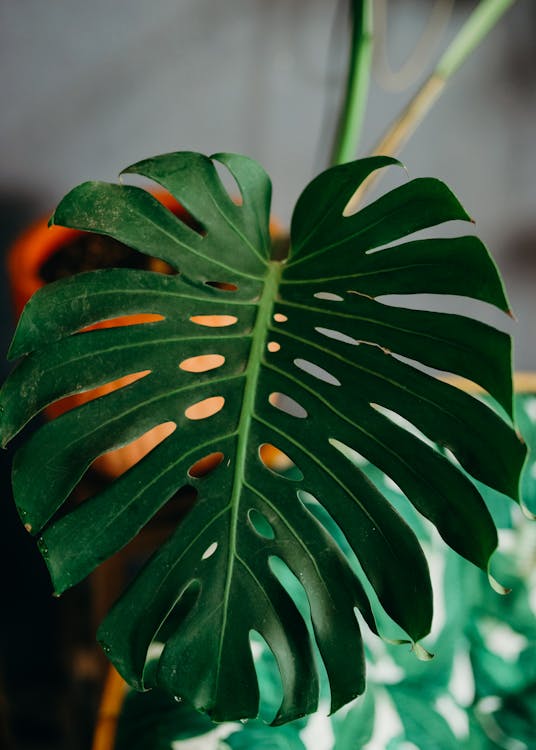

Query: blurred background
[0,1,534,748]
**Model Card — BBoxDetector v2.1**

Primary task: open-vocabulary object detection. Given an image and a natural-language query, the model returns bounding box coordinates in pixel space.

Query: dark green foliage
[0,152,525,723]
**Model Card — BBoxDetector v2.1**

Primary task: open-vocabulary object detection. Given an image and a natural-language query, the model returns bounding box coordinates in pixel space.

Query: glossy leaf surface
[0,152,525,723]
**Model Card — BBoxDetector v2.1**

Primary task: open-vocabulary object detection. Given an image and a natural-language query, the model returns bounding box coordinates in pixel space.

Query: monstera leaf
[0,152,526,724]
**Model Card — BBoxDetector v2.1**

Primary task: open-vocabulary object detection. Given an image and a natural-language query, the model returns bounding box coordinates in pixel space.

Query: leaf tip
[411,641,434,661]
[488,572,511,596]
[519,498,536,521]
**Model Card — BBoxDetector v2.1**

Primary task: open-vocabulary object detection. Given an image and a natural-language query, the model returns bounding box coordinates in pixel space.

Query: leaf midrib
[214,260,282,691]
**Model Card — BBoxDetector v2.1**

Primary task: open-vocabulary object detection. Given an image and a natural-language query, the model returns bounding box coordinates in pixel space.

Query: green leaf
[0,152,525,723]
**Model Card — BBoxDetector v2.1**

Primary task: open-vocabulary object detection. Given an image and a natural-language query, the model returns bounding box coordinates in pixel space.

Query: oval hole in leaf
[80,314,164,333]
[190,315,237,327]
[268,392,308,419]
[185,396,225,421]
[201,542,218,560]
[273,313,288,323]
[248,509,275,540]
[188,452,224,478]
[48,370,152,420]
[329,438,368,467]
[315,327,359,346]
[92,420,177,477]
[179,354,225,373]
[314,292,343,302]
[371,403,435,447]
[294,359,341,386]
[205,281,239,292]
[47,370,153,422]
[259,444,303,481]
[267,341,281,352]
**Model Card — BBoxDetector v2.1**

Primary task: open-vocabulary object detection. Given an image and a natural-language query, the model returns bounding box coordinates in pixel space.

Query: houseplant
[1,0,531,747]
[6,192,195,478]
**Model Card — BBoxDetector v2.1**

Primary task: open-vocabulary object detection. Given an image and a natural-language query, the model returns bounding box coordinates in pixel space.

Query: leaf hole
[179,354,225,373]
[314,292,343,301]
[273,313,288,323]
[268,392,308,419]
[249,631,283,723]
[213,159,244,206]
[205,281,239,292]
[329,438,368,466]
[370,403,435,447]
[201,542,218,560]
[46,369,152,420]
[190,315,238,327]
[145,578,202,682]
[184,396,225,421]
[294,359,341,386]
[188,451,224,478]
[267,341,281,352]
[270,555,311,622]
[258,444,303,481]
[248,509,275,540]
[315,327,359,346]
[92,420,177,477]
[79,314,164,333]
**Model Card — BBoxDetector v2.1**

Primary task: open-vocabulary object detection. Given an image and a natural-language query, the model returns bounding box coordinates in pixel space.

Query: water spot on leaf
[273,313,288,323]
[248,508,275,539]
[188,452,224,478]
[259,444,303,481]
[179,354,225,373]
[201,542,218,560]
[294,359,341,386]
[267,341,281,352]
[268,392,308,419]
[37,538,48,557]
[315,327,359,345]
[314,292,343,301]
[205,281,239,292]
[190,315,237,327]
[185,396,225,421]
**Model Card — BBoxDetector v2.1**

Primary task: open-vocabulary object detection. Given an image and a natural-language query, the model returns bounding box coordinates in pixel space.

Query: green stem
[330,0,373,166]
[436,0,516,78]
[345,0,517,212]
